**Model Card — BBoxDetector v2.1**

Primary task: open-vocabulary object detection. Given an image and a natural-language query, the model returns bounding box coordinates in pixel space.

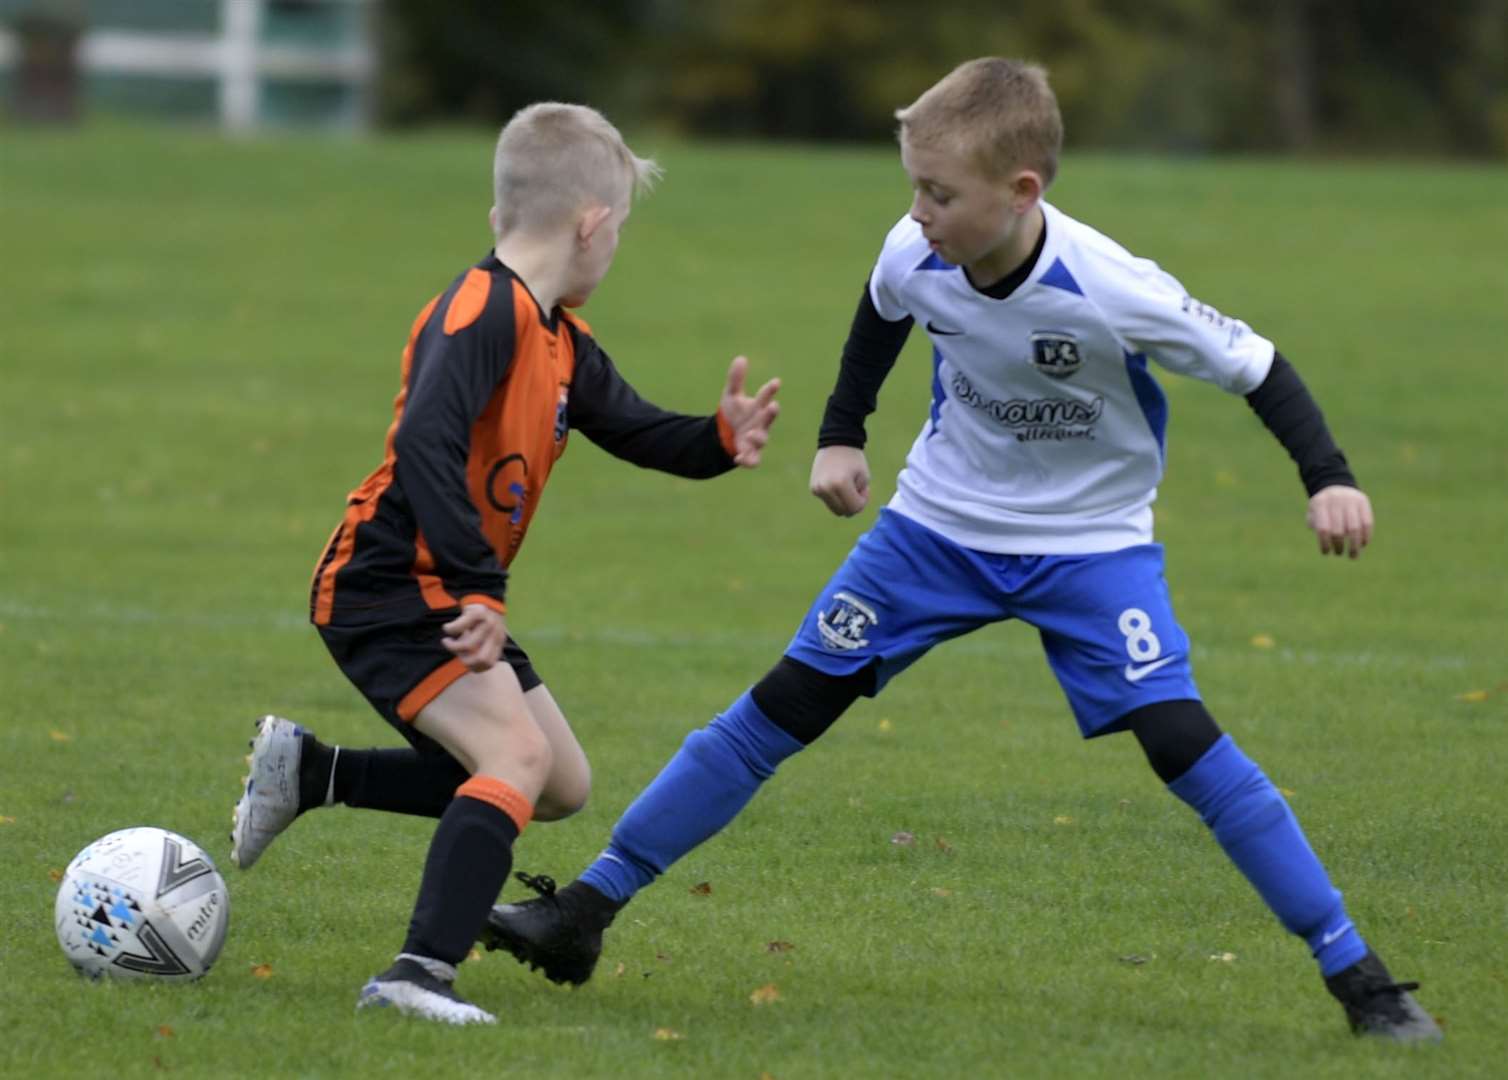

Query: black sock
[296,735,336,813]
[403,795,520,965]
[297,737,468,818]
[336,748,467,817]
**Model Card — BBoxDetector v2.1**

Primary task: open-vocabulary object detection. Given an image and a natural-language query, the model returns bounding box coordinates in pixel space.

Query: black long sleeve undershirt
[816,285,1357,495]
[1243,351,1357,494]
[817,282,911,449]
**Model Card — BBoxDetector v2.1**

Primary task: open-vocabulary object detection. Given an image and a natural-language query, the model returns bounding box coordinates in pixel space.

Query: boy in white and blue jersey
[482,59,1440,1042]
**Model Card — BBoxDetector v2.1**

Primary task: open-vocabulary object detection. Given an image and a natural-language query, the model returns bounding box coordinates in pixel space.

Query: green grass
[2,124,1505,1078]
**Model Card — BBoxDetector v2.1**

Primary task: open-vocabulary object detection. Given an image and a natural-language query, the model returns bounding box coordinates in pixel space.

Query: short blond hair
[492,103,661,236]
[895,58,1062,187]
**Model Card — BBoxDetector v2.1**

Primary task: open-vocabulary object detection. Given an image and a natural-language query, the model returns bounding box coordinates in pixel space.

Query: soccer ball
[55,827,230,981]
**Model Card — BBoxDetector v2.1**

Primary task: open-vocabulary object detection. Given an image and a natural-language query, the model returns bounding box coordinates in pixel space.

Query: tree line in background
[380,0,1507,157]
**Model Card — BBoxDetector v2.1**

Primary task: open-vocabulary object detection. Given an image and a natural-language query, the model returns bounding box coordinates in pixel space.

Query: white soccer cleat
[357,958,496,1025]
[230,715,304,870]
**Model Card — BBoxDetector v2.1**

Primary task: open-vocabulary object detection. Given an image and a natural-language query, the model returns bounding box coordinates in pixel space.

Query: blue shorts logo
[817,591,878,651]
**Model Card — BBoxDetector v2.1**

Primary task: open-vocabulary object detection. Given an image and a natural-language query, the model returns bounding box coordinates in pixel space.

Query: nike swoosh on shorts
[1123,656,1177,682]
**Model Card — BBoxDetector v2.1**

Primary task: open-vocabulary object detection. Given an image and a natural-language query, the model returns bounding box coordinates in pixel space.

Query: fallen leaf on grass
[689,881,712,896]
[655,950,673,964]
[48,868,63,882]
[1279,787,1297,797]
[749,983,781,1005]
[153,1056,169,1071]
[1208,952,1237,963]
[929,887,953,898]
[250,963,274,979]
[890,831,915,846]
[652,1027,685,1041]
[1455,689,1490,703]
[1118,955,1150,966]
[48,730,73,743]
[155,1025,175,1039]
[877,718,893,733]
[1249,634,1275,650]
[613,962,626,977]
[1053,815,1074,826]
[934,836,953,853]
[467,947,483,962]
[765,940,795,954]
[0,816,15,826]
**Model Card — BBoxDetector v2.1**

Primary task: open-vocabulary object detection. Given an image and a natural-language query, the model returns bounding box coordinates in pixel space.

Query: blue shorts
[785,509,1200,737]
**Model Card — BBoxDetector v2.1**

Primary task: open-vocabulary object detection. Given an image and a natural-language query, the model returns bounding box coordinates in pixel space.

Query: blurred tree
[377,0,665,126]
[377,0,1508,157]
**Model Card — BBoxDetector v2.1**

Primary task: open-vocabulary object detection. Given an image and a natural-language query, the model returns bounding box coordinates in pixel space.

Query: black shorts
[316,611,541,750]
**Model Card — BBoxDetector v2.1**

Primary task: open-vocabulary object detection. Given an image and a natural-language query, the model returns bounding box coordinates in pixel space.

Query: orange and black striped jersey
[310,252,737,628]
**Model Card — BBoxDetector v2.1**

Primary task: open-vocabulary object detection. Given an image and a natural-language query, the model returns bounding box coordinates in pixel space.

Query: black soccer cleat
[478,872,618,987]
[1324,950,1442,1042]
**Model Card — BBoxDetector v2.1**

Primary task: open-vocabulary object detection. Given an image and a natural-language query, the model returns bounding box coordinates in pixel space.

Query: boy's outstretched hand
[719,355,781,467]
[1307,484,1373,559]
[810,445,871,517]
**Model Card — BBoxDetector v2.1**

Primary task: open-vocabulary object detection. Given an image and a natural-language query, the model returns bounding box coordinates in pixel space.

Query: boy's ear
[577,203,614,247]
[1007,169,1044,212]
[488,206,500,234]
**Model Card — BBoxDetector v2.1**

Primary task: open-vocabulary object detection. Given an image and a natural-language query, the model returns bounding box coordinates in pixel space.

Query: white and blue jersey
[870,202,1274,554]
[790,204,1283,733]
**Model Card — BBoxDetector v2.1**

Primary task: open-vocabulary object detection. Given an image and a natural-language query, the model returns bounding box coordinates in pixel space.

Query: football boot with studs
[479,872,619,986]
[1324,949,1442,1043]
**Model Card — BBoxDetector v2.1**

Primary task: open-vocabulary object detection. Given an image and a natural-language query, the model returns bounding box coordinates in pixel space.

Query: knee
[750,656,870,744]
[535,757,591,821]
[1125,699,1222,784]
[474,717,553,792]
[513,721,555,785]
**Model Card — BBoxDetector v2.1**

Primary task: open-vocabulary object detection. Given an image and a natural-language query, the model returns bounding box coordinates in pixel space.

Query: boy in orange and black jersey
[229,102,780,1025]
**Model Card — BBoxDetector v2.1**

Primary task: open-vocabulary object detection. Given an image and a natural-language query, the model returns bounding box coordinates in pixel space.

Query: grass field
[1,124,1505,1078]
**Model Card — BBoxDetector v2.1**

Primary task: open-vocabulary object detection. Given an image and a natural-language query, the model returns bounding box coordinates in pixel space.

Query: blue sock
[1168,735,1367,976]
[581,690,803,903]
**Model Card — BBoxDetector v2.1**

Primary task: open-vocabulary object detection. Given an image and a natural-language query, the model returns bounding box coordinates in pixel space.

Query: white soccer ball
[55,827,230,981]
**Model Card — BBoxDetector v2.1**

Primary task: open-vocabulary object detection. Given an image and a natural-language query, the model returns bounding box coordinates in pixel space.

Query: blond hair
[895,58,1062,187]
[492,103,661,236]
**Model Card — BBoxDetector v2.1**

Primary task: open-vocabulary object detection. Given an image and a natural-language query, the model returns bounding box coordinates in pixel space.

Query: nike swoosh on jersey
[926,320,963,336]
[1123,656,1177,682]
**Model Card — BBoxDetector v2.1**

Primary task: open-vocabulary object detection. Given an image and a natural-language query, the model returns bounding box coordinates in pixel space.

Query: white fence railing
[0,0,375,130]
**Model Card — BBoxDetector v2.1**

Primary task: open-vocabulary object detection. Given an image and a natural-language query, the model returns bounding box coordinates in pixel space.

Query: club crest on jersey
[817,591,878,652]
[1030,332,1083,380]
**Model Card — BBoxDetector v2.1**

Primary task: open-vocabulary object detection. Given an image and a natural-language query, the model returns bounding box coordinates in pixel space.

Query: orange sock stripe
[455,776,533,834]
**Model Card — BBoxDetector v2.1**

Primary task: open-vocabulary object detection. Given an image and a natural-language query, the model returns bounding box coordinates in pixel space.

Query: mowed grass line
[1,126,1504,1078]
